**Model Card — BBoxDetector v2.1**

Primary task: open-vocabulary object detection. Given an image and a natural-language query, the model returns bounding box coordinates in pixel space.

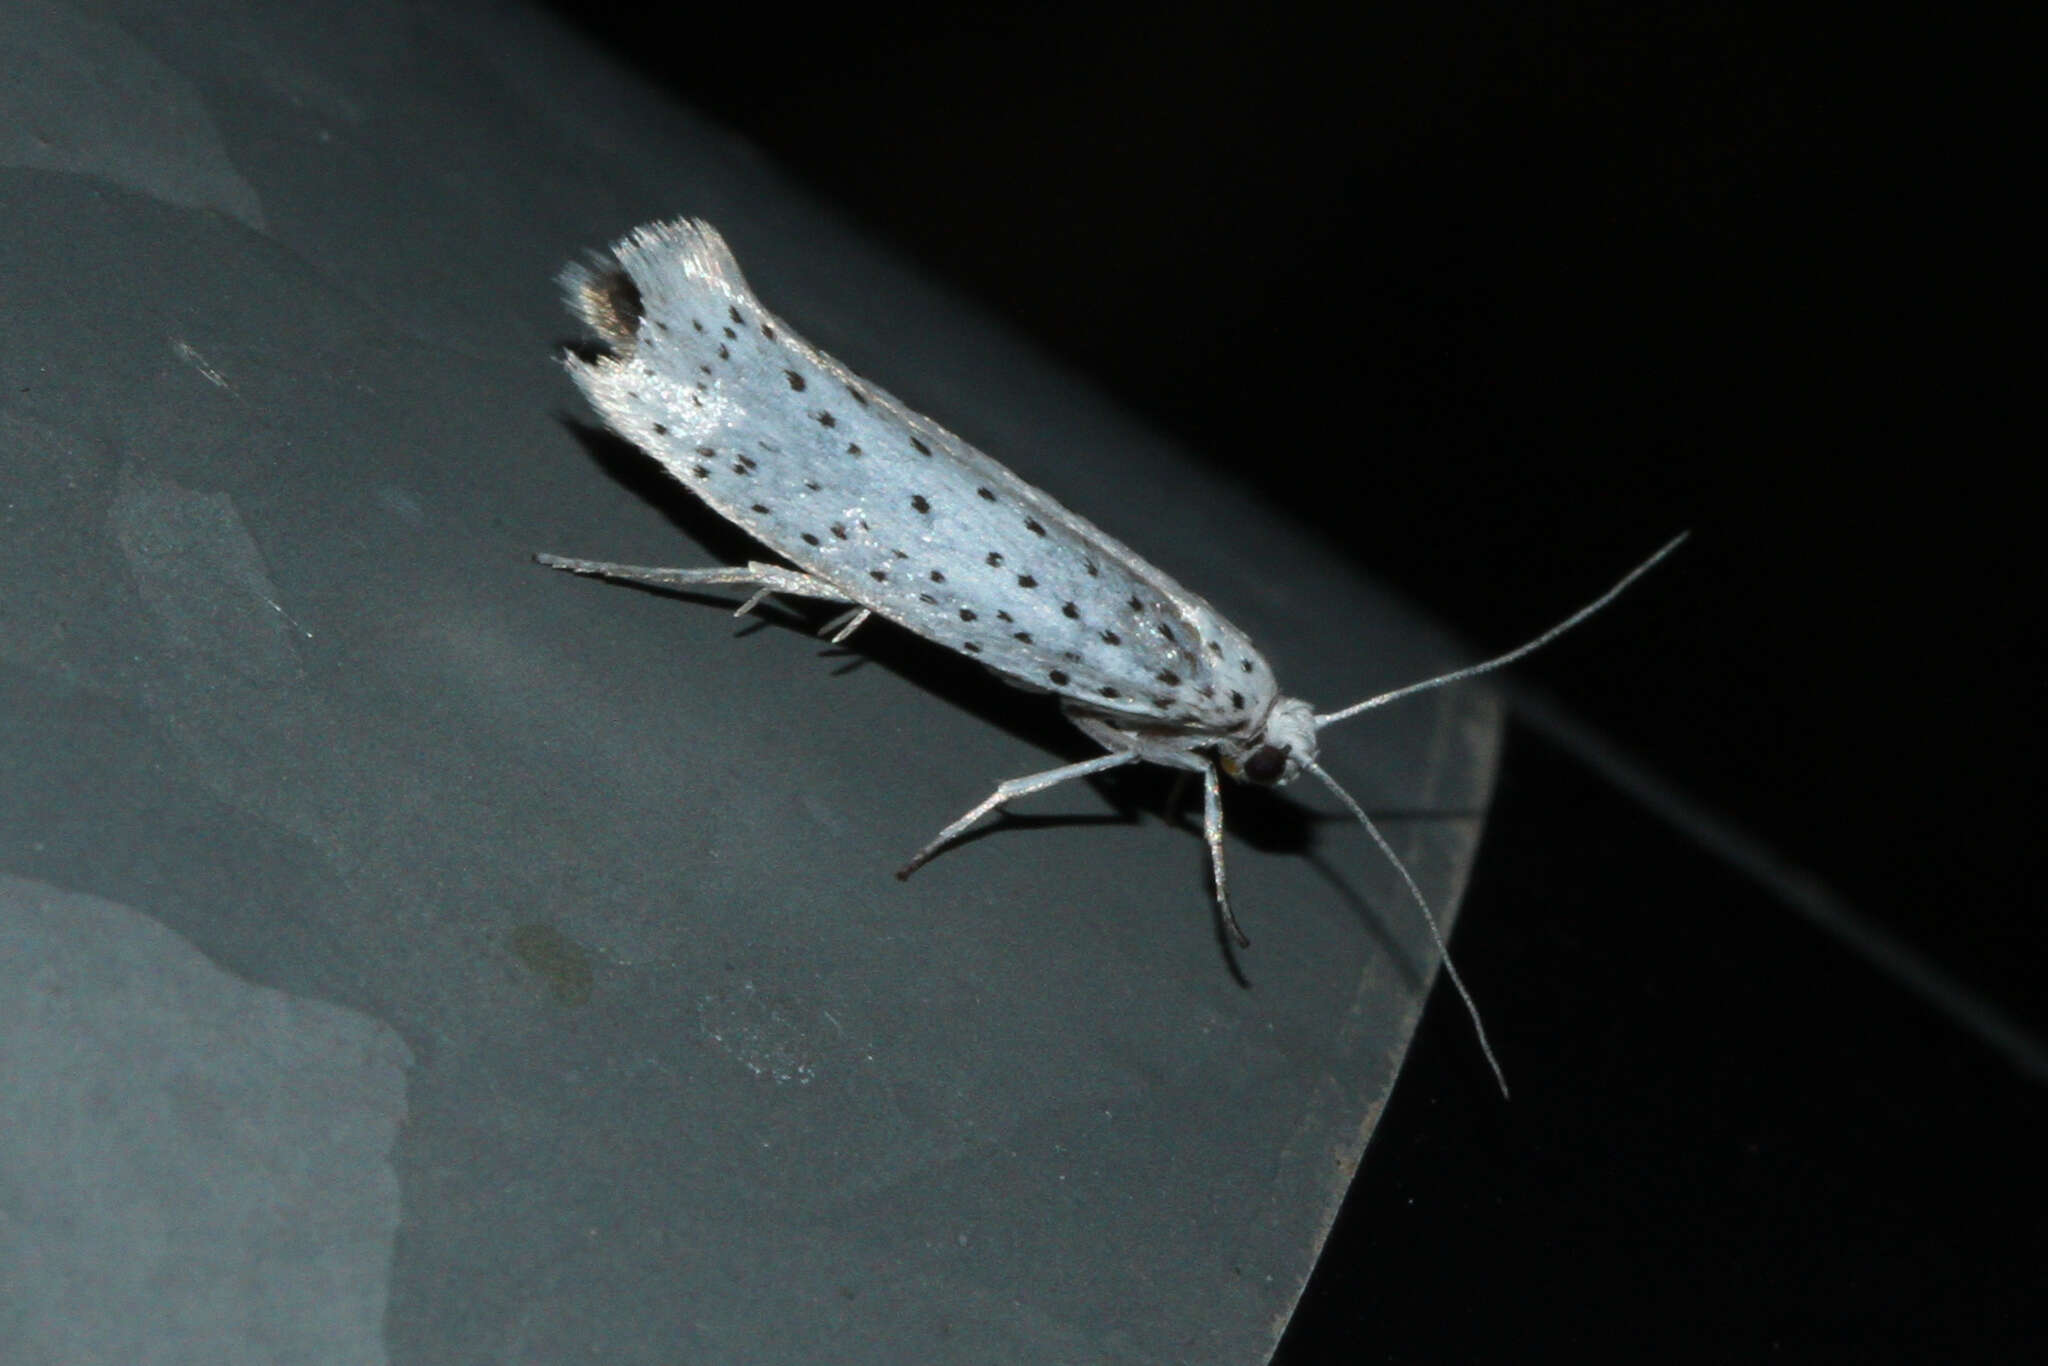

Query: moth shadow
[1159,786,1488,983]
[559,417,769,571]
[1297,805,1488,988]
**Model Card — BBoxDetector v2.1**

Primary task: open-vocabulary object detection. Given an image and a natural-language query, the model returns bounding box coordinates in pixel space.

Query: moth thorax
[1235,696,1317,786]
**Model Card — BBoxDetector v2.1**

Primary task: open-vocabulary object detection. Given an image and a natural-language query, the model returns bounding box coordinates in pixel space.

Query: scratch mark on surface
[171,338,235,394]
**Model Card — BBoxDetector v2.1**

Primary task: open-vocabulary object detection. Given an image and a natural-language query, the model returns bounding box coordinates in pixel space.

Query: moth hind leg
[535,554,860,632]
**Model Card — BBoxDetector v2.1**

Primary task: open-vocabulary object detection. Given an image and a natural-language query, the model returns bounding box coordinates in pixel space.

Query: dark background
[542,3,2038,1356]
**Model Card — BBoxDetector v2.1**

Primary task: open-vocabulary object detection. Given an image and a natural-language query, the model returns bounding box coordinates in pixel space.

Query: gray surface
[0,874,411,1366]
[0,2,1501,1361]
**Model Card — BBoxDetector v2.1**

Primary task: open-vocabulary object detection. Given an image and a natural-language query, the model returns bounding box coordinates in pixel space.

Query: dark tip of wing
[564,262,644,352]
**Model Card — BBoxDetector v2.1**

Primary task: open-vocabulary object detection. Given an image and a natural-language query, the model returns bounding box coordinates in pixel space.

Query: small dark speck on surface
[509,924,595,1007]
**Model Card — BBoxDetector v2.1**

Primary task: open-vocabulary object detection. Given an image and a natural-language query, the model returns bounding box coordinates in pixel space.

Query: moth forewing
[559,218,1274,736]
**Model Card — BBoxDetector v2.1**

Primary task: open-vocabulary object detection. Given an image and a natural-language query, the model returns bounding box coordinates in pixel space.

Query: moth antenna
[1315,532,1689,730]
[1308,761,1509,1099]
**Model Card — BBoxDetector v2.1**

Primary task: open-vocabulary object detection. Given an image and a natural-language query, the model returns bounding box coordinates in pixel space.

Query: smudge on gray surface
[109,464,304,687]
[106,462,354,856]
[0,871,411,1366]
[0,0,264,229]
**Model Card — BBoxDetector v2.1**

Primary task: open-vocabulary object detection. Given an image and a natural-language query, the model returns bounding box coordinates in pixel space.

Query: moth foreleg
[1201,764,1249,948]
[895,751,1139,882]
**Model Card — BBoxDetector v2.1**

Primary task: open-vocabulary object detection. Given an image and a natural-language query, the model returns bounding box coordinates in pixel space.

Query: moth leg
[895,752,1139,881]
[1202,764,1249,948]
[536,555,854,614]
[818,607,873,643]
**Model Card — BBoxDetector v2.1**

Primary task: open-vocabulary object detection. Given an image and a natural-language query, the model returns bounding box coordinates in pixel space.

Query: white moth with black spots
[541,217,1684,1094]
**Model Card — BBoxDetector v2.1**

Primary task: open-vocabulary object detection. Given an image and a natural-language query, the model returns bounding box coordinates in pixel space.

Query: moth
[541,218,1682,1092]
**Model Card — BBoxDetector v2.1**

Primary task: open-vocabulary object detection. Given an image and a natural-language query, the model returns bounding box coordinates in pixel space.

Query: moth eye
[1242,744,1289,786]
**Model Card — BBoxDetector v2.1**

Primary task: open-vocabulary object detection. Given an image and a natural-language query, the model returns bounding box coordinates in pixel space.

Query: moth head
[1226,696,1318,786]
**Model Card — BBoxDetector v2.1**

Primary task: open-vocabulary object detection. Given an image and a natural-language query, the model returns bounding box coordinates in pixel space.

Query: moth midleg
[816,607,873,643]
[895,752,1140,881]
